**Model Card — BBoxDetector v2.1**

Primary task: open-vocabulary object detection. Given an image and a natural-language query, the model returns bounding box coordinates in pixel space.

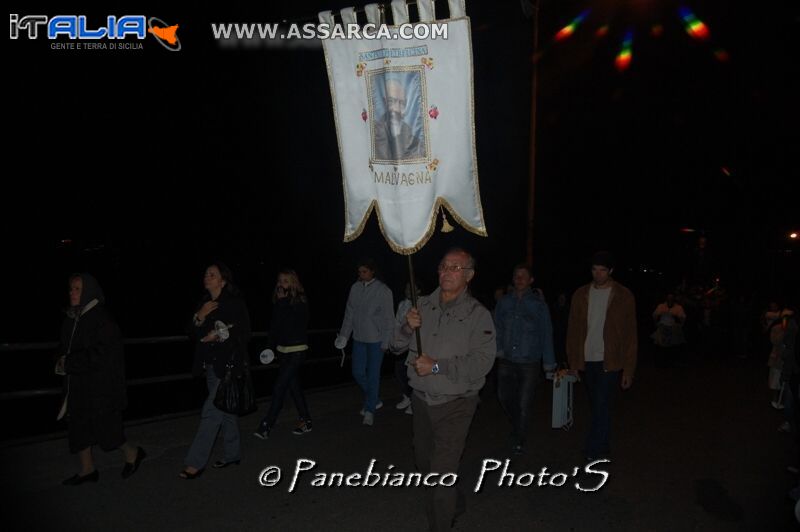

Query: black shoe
[121,446,147,479]
[253,421,271,440]
[212,459,241,469]
[178,468,204,480]
[292,420,312,435]
[62,470,99,486]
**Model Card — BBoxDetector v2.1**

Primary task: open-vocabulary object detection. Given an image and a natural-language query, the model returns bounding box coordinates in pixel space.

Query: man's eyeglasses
[438,264,473,273]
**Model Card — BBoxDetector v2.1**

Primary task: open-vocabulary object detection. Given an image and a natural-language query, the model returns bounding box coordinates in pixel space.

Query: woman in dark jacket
[181,262,251,479]
[254,269,312,439]
[59,273,145,485]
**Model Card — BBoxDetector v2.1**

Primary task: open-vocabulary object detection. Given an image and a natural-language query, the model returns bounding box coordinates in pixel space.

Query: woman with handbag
[59,273,145,485]
[254,269,312,439]
[181,262,251,479]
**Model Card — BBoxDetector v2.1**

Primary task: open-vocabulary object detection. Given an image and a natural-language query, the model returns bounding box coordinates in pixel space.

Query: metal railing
[0,328,340,401]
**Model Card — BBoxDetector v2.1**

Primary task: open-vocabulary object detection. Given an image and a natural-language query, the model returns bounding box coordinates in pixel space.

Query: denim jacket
[495,289,556,368]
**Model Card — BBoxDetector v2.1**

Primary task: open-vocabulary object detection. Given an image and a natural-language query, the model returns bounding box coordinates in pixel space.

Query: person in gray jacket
[335,258,394,426]
[393,248,496,531]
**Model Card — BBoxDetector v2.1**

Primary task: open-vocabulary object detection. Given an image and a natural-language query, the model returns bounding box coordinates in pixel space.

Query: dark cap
[591,251,615,269]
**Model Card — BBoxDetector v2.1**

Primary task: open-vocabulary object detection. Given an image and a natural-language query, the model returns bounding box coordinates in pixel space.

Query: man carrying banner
[393,248,496,531]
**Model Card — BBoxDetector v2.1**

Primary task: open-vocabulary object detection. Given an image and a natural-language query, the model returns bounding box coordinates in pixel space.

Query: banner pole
[407,254,423,358]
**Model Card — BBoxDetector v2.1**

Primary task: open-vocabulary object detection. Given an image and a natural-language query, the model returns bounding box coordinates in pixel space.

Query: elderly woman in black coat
[180,262,251,479]
[59,273,145,485]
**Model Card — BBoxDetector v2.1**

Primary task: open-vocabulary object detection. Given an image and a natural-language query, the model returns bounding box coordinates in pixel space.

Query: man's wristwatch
[431,362,440,375]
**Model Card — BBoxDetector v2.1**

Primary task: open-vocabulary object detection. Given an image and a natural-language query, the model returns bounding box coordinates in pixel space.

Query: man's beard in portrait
[390,111,404,136]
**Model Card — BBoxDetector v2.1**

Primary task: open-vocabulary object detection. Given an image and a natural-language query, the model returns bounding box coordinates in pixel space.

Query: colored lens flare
[615,31,633,71]
[713,48,730,62]
[615,50,632,71]
[680,228,696,233]
[679,6,711,40]
[554,9,590,42]
[721,166,731,176]
[650,24,664,37]
[595,25,609,38]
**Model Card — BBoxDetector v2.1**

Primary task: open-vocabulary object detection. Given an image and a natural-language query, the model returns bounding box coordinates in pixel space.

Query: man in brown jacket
[566,251,637,461]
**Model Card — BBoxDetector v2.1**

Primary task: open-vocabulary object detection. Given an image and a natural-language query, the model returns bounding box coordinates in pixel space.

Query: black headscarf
[72,273,105,307]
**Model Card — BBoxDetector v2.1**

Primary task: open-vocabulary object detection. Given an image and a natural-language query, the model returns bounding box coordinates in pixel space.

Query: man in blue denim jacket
[494,264,557,454]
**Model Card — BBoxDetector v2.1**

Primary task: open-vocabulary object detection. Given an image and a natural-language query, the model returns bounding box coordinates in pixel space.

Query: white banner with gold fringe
[320,0,486,254]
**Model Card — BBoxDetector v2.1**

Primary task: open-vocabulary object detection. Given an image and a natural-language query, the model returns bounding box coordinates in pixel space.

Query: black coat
[61,304,127,415]
[190,291,251,377]
[269,297,309,349]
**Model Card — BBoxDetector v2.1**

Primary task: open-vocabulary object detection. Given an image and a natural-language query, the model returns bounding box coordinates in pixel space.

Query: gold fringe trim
[343,196,487,255]
[440,207,454,233]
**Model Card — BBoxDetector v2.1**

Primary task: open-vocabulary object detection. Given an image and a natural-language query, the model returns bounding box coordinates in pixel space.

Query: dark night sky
[3,0,798,342]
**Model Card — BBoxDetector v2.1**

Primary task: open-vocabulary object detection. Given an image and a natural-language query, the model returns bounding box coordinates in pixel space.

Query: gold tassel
[440,207,454,233]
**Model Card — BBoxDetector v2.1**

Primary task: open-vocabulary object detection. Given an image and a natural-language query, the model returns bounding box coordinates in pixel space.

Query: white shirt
[585,285,611,362]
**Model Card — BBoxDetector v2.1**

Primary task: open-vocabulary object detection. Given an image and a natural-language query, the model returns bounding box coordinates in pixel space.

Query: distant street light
[790,232,798,240]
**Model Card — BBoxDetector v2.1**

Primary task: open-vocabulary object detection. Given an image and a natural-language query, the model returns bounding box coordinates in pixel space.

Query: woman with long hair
[254,269,312,439]
[180,262,251,479]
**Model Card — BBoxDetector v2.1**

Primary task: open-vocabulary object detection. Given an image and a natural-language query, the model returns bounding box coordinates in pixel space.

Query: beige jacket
[392,287,496,405]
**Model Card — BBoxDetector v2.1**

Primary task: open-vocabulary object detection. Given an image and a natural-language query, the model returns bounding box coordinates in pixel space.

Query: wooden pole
[407,254,423,358]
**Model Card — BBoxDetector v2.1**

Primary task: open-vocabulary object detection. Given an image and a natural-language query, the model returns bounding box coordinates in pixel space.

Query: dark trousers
[496,358,540,446]
[261,351,311,427]
[394,352,412,397]
[412,394,479,532]
[792,378,800,466]
[581,361,619,458]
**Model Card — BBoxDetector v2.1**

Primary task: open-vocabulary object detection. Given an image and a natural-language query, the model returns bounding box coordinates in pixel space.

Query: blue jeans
[185,367,241,469]
[352,340,384,413]
[496,358,540,446]
[261,350,311,427]
[581,361,619,458]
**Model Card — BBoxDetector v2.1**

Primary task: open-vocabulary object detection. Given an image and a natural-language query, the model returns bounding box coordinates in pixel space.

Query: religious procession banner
[319,0,486,254]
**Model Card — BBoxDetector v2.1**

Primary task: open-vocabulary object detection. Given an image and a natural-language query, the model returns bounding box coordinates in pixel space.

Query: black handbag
[213,341,257,416]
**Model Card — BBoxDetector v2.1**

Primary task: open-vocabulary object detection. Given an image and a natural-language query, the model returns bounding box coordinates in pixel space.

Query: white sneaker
[779,421,792,433]
[359,401,383,416]
[362,412,374,426]
[396,395,411,410]
[772,401,786,410]
[404,405,413,415]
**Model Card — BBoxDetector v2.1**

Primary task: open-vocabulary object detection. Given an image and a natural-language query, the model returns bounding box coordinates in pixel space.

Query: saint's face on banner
[368,68,429,164]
